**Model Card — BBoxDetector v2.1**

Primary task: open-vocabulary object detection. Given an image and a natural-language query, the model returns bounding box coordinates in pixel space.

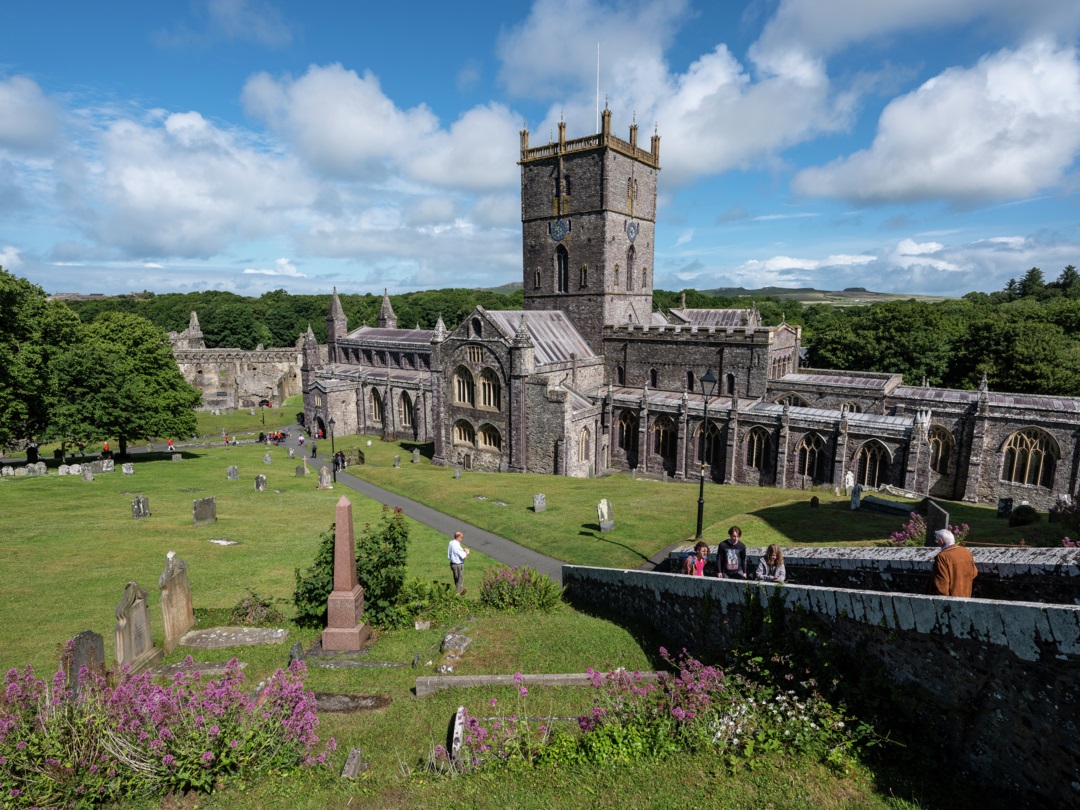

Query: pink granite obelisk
[321,496,370,651]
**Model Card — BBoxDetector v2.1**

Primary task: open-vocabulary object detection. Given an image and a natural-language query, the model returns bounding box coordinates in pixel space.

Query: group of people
[332,451,347,472]
[682,527,787,582]
[260,430,290,445]
[681,526,978,598]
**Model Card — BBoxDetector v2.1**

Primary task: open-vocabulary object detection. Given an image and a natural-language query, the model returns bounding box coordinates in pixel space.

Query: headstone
[843,470,855,496]
[159,552,195,654]
[925,500,950,547]
[172,453,182,462]
[192,496,217,527]
[64,630,106,695]
[254,475,267,492]
[810,496,820,508]
[14,467,27,477]
[450,705,466,763]
[58,464,71,476]
[226,465,239,480]
[341,748,369,778]
[81,469,93,482]
[101,459,114,473]
[0,466,10,476]
[533,493,546,513]
[131,495,150,519]
[321,496,370,651]
[32,462,48,475]
[263,453,272,465]
[90,460,105,474]
[393,455,401,468]
[850,484,862,510]
[122,463,134,475]
[317,466,333,490]
[412,448,420,464]
[288,448,295,459]
[250,408,256,416]
[454,468,461,479]
[997,497,1014,518]
[296,464,307,477]
[598,498,614,532]
[113,582,162,672]
[69,464,82,475]
[289,641,305,662]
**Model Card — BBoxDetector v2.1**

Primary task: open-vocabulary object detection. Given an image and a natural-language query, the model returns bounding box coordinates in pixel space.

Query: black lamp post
[328,416,337,482]
[695,367,718,540]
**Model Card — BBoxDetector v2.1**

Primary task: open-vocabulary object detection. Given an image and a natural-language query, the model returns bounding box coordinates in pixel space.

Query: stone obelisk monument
[321,496,370,651]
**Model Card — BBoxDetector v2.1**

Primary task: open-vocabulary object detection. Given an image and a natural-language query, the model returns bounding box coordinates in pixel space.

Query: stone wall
[662,546,1080,605]
[563,565,1080,807]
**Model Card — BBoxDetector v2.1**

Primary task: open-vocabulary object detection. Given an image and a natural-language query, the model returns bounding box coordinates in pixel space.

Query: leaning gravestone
[159,552,195,654]
[64,630,106,695]
[263,453,272,465]
[850,484,863,510]
[393,455,401,468]
[317,466,333,490]
[925,500,950,547]
[114,581,162,672]
[122,463,134,475]
[131,495,150,520]
[172,453,182,462]
[192,496,217,527]
[58,465,71,476]
[598,499,614,532]
[412,448,420,464]
[533,493,546,513]
[81,469,94,482]
[254,475,267,492]
[226,465,239,480]
[296,465,307,477]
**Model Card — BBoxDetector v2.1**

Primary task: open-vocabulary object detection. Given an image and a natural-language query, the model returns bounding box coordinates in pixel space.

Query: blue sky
[2,0,1080,298]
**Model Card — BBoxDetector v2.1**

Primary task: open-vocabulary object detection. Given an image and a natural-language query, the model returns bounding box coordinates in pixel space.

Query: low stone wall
[563,565,1080,807]
[664,546,1080,605]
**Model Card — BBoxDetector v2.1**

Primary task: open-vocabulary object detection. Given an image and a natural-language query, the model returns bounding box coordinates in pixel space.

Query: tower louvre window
[556,245,569,293]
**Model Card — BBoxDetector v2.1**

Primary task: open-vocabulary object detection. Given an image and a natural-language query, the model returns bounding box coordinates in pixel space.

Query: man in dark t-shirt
[717,526,748,579]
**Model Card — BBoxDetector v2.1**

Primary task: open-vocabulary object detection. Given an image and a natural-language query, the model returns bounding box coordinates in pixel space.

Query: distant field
[702,286,953,306]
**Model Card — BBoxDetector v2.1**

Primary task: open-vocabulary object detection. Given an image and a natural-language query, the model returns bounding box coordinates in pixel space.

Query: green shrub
[228,590,285,626]
[397,578,467,625]
[292,506,410,629]
[478,566,565,613]
[1009,503,1039,527]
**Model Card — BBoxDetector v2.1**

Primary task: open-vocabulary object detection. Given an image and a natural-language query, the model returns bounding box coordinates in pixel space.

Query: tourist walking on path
[926,529,978,597]
[448,531,470,594]
[310,443,317,458]
[716,526,748,579]
[756,544,786,582]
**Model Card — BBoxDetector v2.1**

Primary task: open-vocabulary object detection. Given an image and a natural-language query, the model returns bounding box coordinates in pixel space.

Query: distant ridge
[699,286,951,305]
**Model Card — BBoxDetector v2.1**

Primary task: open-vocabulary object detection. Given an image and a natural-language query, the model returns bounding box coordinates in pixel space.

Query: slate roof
[779,372,897,389]
[485,310,597,365]
[751,401,914,428]
[668,308,759,327]
[320,366,428,385]
[344,326,433,345]
[893,386,1080,413]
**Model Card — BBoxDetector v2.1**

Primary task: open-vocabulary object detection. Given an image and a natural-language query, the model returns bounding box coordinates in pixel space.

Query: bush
[1009,504,1039,527]
[397,578,467,625]
[228,590,285,626]
[293,506,410,629]
[0,651,332,808]
[888,512,970,546]
[478,566,565,613]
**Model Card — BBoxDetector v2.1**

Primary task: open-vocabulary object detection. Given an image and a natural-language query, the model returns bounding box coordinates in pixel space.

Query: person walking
[716,526,748,579]
[448,531,470,594]
[927,529,978,597]
[310,443,317,458]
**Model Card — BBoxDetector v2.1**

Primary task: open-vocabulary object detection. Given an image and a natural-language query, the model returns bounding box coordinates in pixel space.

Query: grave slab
[178,627,288,649]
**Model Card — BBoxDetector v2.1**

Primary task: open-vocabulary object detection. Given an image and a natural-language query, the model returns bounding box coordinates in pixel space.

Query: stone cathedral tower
[519,108,660,351]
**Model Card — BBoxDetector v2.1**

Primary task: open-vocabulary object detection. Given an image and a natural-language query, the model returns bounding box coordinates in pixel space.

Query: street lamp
[328,416,336,482]
[695,368,718,540]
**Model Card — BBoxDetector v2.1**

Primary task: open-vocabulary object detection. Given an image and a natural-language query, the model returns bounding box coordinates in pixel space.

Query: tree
[1053,265,1080,299]
[1017,267,1045,299]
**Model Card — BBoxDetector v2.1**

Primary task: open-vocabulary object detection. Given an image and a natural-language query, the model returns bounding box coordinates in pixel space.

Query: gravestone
[844,470,855,496]
[263,453,272,465]
[296,464,307,477]
[101,459,114,473]
[90,460,105,474]
[997,497,1014,518]
[172,453,182,462]
[0,466,10,476]
[159,552,195,654]
[64,630,106,695]
[533,493,546,513]
[454,468,461,479]
[81,469,93,482]
[850,484,863,510]
[250,408,256,416]
[32,462,47,476]
[58,464,71,476]
[69,464,82,475]
[412,448,420,464]
[192,496,217,527]
[288,448,295,459]
[14,467,27,477]
[810,496,820,508]
[122,463,134,475]
[393,455,401,468]
[321,496,370,651]
[254,475,267,492]
[131,495,150,519]
[925,500,950,547]
[597,499,614,532]
[113,582,162,672]
[317,466,333,490]
[226,465,239,480]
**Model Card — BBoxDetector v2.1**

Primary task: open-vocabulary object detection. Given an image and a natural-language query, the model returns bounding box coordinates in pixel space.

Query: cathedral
[302,111,1079,511]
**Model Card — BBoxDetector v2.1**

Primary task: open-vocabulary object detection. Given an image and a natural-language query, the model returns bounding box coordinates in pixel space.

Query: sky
[2,0,1080,299]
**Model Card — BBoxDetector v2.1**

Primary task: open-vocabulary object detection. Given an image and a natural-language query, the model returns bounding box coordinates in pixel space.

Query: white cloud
[244,257,306,277]
[793,41,1080,203]
[0,76,61,153]
[404,197,459,227]
[674,229,694,246]
[157,0,292,48]
[0,245,23,270]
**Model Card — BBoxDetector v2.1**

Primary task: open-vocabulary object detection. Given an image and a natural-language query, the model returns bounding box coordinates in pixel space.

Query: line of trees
[1,268,201,454]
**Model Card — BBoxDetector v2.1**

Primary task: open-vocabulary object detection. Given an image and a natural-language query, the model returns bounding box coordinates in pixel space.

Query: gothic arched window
[556,245,569,293]
[479,368,501,411]
[370,390,384,423]
[617,410,638,453]
[653,416,676,460]
[746,427,771,470]
[579,427,590,462]
[796,433,828,483]
[453,366,475,407]
[649,368,659,388]
[615,366,625,385]
[580,264,588,288]
[399,391,413,428]
[1001,428,1058,488]
[857,441,889,488]
[454,420,475,446]
[626,246,636,291]
[478,424,501,450]
[929,426,952,475]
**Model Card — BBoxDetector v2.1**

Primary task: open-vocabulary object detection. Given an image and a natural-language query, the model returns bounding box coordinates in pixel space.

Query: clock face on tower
[549,218,568,242]
[626,221,639,243]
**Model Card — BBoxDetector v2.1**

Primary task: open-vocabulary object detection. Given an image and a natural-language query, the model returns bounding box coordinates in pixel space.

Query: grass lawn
[340,433,1032,569]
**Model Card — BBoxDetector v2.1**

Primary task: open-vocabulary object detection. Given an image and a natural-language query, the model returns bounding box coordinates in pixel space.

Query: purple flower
[202,751,215,763]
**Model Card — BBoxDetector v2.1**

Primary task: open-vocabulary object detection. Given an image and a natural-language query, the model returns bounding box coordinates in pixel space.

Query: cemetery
[1,429,1077,808]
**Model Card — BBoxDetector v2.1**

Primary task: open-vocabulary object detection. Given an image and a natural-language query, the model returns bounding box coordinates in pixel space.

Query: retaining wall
[563,565,1080,808]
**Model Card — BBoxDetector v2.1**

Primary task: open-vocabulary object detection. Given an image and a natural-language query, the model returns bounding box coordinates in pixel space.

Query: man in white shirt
[448,531,470,594]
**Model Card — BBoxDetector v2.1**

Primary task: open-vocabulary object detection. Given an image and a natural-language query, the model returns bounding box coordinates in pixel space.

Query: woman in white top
[755,544,786,583]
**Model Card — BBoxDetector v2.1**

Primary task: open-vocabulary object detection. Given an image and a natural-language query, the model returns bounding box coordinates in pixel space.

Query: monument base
[322,585,369,651]
[321,623,371,651]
